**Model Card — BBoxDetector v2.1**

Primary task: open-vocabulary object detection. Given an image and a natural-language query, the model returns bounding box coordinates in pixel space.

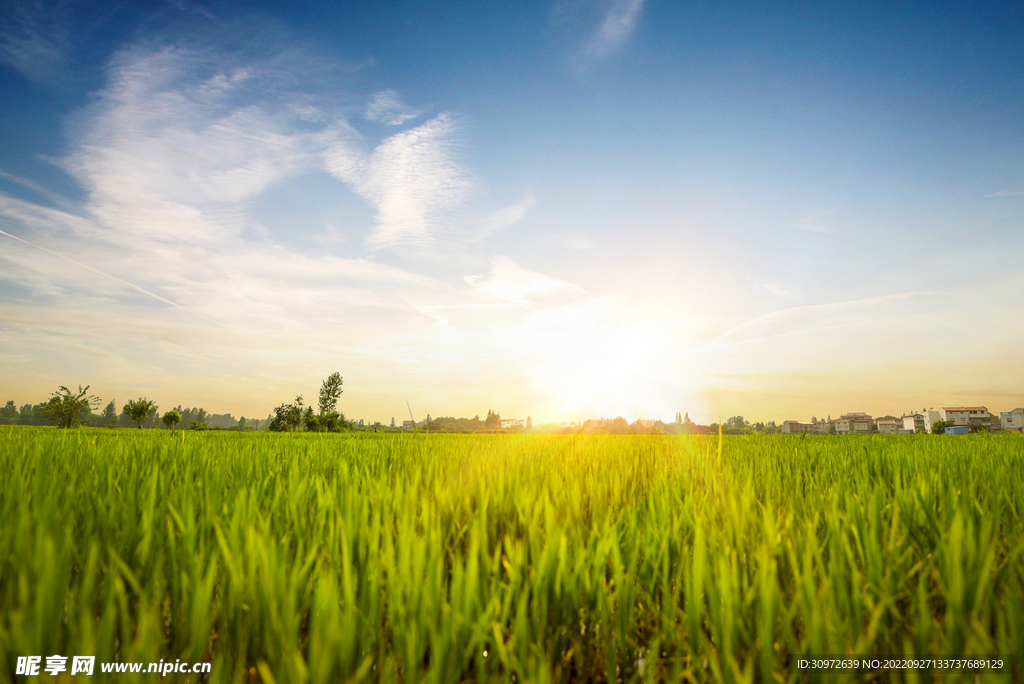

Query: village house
[876,419,902,435]
[1000,408,1024,431]
[835,412,872,435]
[939,406,990,427]
[901,412,925,433]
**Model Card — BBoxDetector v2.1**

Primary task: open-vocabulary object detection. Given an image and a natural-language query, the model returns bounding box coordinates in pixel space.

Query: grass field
[1,428,1022,683]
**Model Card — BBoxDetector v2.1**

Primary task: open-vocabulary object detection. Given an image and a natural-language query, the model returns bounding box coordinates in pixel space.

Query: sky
[1,0,1023,425]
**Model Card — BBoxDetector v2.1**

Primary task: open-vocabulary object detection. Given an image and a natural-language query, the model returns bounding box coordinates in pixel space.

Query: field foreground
[1,429,1022,683]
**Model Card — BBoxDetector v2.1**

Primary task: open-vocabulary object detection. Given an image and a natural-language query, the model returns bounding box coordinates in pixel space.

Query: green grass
[1,428,1022,683]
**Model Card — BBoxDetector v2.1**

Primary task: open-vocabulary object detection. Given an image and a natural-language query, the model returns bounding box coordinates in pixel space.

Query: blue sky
[1,0,1022,424]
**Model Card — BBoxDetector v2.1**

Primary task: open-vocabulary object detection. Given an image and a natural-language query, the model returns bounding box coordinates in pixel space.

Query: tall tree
[41,385,101,429]
[319,372,343,415]
[99,400,117,426]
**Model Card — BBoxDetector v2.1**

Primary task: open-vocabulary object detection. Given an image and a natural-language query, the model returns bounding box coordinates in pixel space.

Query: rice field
[1,428,1022,683]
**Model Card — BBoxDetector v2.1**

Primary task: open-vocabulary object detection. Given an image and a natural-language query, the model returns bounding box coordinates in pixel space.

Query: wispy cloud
[794,209,837,234]
[1,28,605,418]
[0,170,77,210]
[0,0,73,85]
[763,283,788,297]
[983,188,1024,198]
[465,256,583,307]
[708,291,935,347]
[468,193,535,242]
[553,0,645,70]
[558,232,594,249]
[60,44,333,246]
[324,113,475,250]
[583,0,644,59]
[365,89,423,126]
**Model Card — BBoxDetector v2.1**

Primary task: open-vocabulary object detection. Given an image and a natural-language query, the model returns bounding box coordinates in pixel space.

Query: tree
[123,398,158,429]
[162,409,182,430]
[390,417,396,428]
[0,400,17,425]
[725,416,748,430]
[319,372,343,415]
[485,409,501,430]
[526,416,532,432]
[99,400,117,426]
[41,385,101,429]
[303,406,319,432]
[270,396,304,432]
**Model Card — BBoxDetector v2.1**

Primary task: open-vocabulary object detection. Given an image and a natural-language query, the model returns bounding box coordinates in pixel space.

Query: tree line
[0,386,253,431]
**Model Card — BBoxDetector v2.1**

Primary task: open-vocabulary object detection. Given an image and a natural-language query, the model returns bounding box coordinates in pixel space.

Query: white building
[940,407,990,427]
[902,413,925,433]
[1001,408,1024,431]
[919,409,943,434]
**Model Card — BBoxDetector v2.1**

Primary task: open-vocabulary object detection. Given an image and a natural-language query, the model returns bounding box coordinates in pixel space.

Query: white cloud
[0,0,72,85]
[469,193,535,242]
[983,189,1024,198]
[465,256,582,307]
[324,113,475,250]
[708,291,936,347]
[763,283,788,297]
[558,232,594,249]
[2,34,606,421]
[59,45,331,247]
[794,209,837,234]
[365,89,423,126]
[584,0,644,59]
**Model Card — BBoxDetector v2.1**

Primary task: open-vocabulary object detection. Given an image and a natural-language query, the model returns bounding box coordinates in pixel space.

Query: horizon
[2,0,1023,424]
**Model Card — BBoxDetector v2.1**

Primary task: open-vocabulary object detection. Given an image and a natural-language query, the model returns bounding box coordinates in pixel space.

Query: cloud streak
[466,256,582,307]
[707,291,936,347]
[324,113,475,250]
[0,0,73,85]
[365,89,423,126]
[584,0,644,59]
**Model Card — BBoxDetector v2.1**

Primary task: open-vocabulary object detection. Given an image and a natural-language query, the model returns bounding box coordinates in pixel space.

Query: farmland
[1,429,1022,683]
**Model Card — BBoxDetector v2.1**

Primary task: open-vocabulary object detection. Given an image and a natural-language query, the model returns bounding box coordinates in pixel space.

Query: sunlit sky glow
[1,0,1022,424]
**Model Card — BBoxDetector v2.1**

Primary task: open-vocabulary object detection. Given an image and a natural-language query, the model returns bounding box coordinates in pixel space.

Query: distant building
[1000,408,1024,432]
[781,420,804,434]
[836,413,872,435]
[809,420,829,435]
[902,413,925,433]
[500,418,524,429]
[876,419,901,435]
[781,420,828,435]
[939,407,990,427]
[919,409,942,433]
[402,420,415,431]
